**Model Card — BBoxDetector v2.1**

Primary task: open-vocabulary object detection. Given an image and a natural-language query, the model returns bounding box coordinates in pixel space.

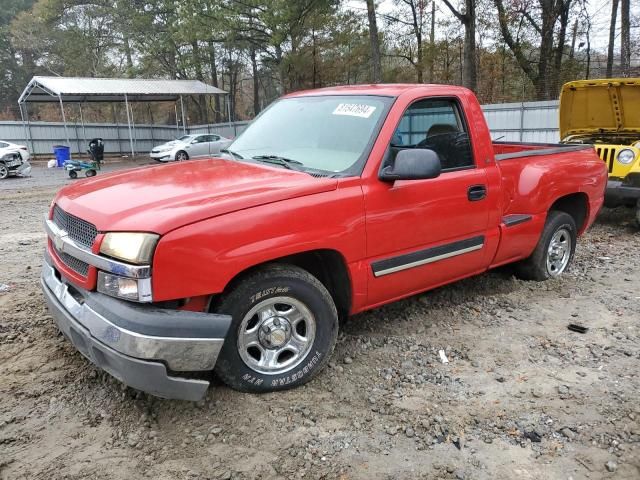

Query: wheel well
[220,250,352,319]
[549,193,589,231]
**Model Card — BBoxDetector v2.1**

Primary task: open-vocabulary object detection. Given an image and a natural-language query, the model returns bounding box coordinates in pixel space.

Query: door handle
[467,184,487,201]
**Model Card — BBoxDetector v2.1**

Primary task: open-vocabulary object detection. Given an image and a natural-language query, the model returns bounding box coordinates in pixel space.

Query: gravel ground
[1,163,639,480]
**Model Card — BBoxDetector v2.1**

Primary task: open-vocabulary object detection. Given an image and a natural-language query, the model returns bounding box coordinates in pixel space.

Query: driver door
[364,97,491,305]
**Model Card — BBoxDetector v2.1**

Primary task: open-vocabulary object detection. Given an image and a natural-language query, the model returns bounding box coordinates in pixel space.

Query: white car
[0,140,31,162]
[150,134,232,162]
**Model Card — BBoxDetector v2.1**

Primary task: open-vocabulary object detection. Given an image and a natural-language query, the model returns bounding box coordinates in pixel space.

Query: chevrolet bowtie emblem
[54,231,68,251]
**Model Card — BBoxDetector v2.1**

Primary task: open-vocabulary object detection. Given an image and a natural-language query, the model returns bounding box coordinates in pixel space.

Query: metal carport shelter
[18,76,228,158]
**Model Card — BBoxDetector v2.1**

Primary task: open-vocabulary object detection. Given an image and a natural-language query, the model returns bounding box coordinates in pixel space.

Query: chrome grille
[52,205,98,249]
[56,249,90,276]
[596,147,617,173]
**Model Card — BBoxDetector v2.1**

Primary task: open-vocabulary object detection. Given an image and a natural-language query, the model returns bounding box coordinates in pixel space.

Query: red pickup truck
[42,84,606,401]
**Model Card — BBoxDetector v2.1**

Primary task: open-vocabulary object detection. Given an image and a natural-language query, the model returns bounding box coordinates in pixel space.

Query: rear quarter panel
[491,148,606,266]
[498,148,605,221]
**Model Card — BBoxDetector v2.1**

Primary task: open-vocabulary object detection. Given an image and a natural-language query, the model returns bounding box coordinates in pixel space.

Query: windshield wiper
[252,155,304,170]
[220,148,244,159]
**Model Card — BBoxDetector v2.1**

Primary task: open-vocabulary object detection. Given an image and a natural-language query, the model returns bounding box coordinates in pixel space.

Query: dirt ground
[1,163,639,480]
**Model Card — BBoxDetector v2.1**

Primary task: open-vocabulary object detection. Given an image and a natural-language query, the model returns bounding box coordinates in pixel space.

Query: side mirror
[379,149,442,182]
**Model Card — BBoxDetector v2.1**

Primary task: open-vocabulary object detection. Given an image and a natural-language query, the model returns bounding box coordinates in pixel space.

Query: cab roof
[284,83,470,98]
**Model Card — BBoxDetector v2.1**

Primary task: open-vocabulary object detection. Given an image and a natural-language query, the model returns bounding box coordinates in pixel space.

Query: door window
[392,99,475,172]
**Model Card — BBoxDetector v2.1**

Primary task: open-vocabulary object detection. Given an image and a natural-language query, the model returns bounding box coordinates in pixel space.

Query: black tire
[0,164,8,180]
[515,211,577,281]
[175,150,189,161]
[635,200,640,228]
[85,169,97,177]
[69,170,78,179]
[213,264,338,393]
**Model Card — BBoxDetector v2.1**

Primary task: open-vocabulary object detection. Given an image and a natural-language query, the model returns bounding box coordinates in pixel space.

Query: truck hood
[559,78,640,140]
[55,159,338,234]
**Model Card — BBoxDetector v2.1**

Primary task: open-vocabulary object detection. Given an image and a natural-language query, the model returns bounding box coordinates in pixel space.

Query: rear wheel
[85,169,96,177]
[515,211,577,281]
[175,150,189,161]
[213,264,338,393]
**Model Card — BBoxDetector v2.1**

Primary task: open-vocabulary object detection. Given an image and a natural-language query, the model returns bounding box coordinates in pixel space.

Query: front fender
[151,180,366,302]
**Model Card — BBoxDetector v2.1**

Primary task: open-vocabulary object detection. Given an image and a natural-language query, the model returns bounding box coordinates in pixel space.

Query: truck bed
[493,141,594,161]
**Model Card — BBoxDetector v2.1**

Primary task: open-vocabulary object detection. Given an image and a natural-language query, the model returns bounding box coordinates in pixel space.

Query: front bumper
[606,179,640,202]
[150,151,172,161]
[41,258,232,401]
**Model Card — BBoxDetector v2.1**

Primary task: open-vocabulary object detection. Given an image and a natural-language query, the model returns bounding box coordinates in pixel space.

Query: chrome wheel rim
[546,227,571,276]
[237,296,316,375]
[0,165,7,179]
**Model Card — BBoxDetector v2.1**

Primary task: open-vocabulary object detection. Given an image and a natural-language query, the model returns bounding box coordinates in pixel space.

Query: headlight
[617,149,635,165]
[97,272,152,302]
[99,232,159,264]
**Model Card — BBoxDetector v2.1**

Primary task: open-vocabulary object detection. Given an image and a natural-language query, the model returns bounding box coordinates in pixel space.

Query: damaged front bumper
[41,257,231,401]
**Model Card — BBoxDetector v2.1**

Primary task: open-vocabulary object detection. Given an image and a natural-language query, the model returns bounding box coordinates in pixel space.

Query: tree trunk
[569,20,578,61]
[553,1,572,95]
[443,0,477,91]
[607,0,619,77]
[274,44,286,93]
[365,0,382,83]
[191,40,205,123]
[620,0,630,76]
[250,45,260,116]
[123,33,134,78]
[407,0,423,83]
[585,19,591,79]
[208,39,221,123]
[462,0,477,92]
[536,2,556,100]
[428,1,435,83]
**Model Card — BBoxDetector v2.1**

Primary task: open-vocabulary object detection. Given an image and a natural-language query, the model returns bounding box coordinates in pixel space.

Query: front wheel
[515,211,577,281]
[0,164,8,180]
[213,264,338,393]
[175,150,188,161]
[68,170,78,179]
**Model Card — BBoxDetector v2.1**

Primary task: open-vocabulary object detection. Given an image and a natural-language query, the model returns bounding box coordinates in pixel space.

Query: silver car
[150,134,232,162]
[0,140,31,162]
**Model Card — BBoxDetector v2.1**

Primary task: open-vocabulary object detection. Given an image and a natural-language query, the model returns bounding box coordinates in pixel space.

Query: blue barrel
[53,145,71,167]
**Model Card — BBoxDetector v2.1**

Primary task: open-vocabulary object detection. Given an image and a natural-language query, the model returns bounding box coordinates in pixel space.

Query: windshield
[228,95,393,174]
[177,135,193,142]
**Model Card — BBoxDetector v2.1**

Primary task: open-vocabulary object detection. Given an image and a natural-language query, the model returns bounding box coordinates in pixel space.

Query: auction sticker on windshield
[332,103,377,118]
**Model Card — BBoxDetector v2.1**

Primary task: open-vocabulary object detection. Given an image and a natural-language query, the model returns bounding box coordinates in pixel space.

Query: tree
[365,0,382,83]
[606,0,619,77]
[494,0,574,100]
[385,0,433,83]
[442,0,477,92]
